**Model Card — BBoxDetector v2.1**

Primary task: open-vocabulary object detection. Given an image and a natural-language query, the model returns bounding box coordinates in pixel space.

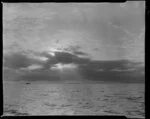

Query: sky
[3,2,145,83]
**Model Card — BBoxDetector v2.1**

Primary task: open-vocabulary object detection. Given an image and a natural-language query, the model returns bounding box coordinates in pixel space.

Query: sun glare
[51,63,78,71]
[47,47,60,57]
[56,63,64,70]
[48,52,55,57]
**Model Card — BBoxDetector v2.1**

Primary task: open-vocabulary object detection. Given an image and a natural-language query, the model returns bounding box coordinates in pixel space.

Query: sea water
[3,81,145,118]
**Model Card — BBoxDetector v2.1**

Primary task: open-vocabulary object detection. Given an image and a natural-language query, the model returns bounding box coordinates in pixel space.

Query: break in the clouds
[3,2,145,82]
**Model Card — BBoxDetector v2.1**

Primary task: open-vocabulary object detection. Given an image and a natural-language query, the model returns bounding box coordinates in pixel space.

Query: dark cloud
[55,52,77,63]
[40,51,90,70]
[79,60,129,70]
[3,51,144,83]
[78,60,145,83]
[39,51,144,83]
[3,52,34,69]
[63,45,81,52]
[73,51,88,56]
[79,67,144,83]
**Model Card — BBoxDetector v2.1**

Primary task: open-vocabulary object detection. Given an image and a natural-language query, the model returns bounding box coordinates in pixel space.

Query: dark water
[3,81,144,117]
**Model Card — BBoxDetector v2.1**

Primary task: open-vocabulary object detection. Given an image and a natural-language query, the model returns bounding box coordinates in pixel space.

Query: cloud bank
[3,51,144,83]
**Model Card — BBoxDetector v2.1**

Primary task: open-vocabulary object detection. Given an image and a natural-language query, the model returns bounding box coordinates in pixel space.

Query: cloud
[3,50,144,82]
[50,63,78,71]
[110,68,135,72]
[3,3,144,82]
[37,51,144,83]
[3,51,49,69]
[78,60,145,83]
[3,52,34,69]
[3,3,144,62]
[40,51,91,70]
[27,53,49,62]
[73,51,88,56]
[20,64,43,71]
[40,51,143,71]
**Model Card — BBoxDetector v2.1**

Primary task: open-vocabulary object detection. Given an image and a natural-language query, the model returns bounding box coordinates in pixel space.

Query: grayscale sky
[3,2,145,82]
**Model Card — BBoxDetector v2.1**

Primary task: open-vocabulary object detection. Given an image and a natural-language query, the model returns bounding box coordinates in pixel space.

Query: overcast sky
[3,2,145,83]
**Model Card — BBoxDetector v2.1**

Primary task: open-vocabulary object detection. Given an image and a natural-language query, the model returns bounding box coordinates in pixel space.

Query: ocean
[3,81,145,118]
